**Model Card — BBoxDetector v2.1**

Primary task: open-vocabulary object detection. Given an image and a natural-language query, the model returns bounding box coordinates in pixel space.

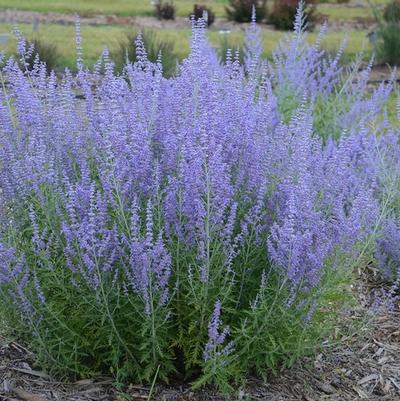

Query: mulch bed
[1,268,399,401]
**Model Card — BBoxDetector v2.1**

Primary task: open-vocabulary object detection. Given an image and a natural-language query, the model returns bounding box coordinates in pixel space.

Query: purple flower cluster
[0,244,20,285]
[376,217,400,279]
[204,300,233,361]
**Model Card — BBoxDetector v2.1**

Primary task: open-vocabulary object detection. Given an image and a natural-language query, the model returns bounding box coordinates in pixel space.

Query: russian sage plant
[374,96,400,283]
[0,5,398,392]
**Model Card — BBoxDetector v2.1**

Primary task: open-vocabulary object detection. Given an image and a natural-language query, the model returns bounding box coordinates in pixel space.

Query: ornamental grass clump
[371,0,400,65]
[113,30,178,77]
[0,4,398,392]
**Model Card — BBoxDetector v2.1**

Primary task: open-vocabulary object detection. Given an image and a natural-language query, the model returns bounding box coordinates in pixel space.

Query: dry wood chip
[352,386,370,398]
[12,387,47,401]
[130,394,148,400]
[10,343,31,355]
[74,379,93,386]
[76,386,103,395]
[389,378,400,391]
[1,378,12,393]
[129,385,149,391]
[383,379,392,393]
[314,354,323,370]
[360,343,371,353]
[377,316,389,323]
[9,368,50,381]
[358,373,379,385]
[378,356,391,364]
[315,382,335,394]
[237,388,245,400]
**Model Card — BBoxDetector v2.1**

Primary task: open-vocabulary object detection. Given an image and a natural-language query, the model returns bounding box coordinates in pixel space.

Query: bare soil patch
[367,64,400,85]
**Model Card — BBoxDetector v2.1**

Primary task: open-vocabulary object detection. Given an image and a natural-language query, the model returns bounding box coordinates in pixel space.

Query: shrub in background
[370,0,400,65]
[0,4,398,394]
[375,22,400,65]
[190,4,216,26]
[154,0,175,20]
[113,30,178,77]
[226,0,267,22]
[383,0,400,22]
[15,37,61,73]
[269,0,317,30]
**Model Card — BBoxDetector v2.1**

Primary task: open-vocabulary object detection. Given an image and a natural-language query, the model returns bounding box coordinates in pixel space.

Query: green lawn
[387,92,399,124]
[0,0,228,17]
[0,0,390,20]
[317,4,375,21]
[0,21,371,70]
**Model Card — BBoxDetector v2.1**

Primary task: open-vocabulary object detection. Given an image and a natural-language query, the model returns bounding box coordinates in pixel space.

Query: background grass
[0,22,371,70]
[0,0,386,71]
[0,0,389,20]
[317,4,375,21]
[0,0,228,17]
